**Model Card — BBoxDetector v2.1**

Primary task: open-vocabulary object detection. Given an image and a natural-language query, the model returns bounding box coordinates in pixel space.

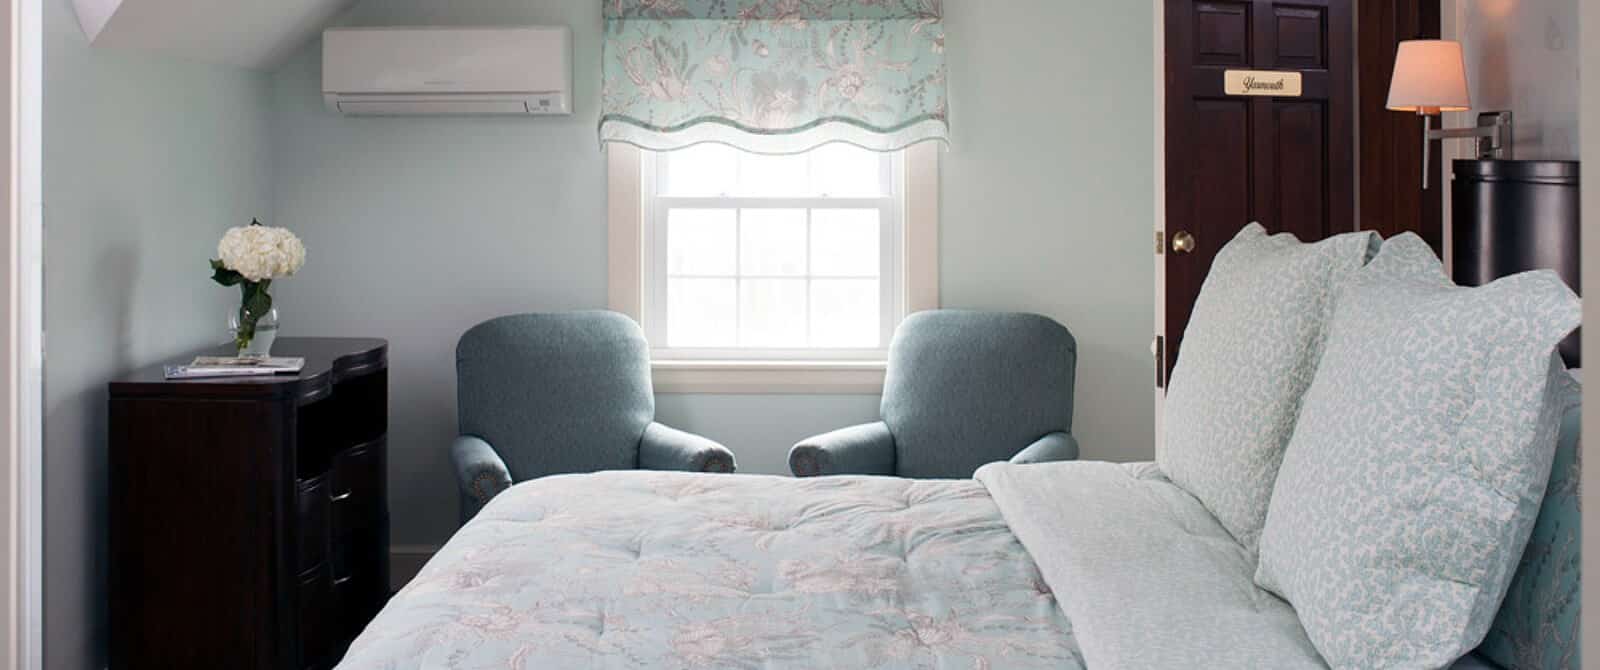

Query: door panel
[1273,102,1328,241]
[1195,2,1250,66]
[1273,7,1326,68]
[1163,0,1354,379]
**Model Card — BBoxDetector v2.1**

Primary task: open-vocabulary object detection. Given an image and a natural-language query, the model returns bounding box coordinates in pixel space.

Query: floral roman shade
[601,0,948,154]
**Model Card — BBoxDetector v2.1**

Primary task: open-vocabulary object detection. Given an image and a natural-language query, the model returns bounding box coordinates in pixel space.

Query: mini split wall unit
[322,26,574,116]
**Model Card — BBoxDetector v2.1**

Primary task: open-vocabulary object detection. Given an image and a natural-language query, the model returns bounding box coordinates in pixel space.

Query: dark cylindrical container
[1452,159,1581,368]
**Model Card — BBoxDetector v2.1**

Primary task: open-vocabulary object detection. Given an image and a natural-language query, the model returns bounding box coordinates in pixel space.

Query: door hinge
[1155,230,1165,255]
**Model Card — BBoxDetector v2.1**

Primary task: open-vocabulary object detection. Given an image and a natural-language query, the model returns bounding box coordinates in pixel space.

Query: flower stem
[235,280,273,351]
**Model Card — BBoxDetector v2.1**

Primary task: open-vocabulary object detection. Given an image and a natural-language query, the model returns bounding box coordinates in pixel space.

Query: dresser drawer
[296,474,331,572]
[332,527,390,640]
[298,567,337,670]
[331,439,387,534]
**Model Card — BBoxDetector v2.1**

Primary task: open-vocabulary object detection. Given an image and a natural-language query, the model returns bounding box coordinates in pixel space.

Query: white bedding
[976,460,1326,669]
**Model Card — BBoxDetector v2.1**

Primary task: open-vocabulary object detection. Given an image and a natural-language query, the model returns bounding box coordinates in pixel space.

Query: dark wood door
[1163,0,1354,379]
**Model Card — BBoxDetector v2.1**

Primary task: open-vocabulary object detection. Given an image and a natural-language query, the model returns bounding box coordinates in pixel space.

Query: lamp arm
[1415,111,1514,191]
[1427,126,1500,141]
[1422,115,1431,190]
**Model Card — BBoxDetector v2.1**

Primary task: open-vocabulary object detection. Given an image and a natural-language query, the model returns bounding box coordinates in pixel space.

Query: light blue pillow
[1255,234,1581,669]
[1160,223,1379,554]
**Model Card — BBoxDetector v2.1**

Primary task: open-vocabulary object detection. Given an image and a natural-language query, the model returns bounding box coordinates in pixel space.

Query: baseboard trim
[389,544,440,591]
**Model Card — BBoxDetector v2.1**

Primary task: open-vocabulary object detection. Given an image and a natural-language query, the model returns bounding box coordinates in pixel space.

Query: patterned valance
[601,0,948,154]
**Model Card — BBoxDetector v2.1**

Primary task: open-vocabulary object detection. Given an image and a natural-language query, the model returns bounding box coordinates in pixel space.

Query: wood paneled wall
[1357,0,1443,253]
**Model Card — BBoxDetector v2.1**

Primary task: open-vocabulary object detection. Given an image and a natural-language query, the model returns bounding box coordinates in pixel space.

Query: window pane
[662,144,738,196]
[668,278,737,347]
[667,209,736,276]
[811,209,880,277]
[739,279,807,348]
[739,209,807,276]
[737,152,811,197]
[810,144,885,197]
[810,279,880,348]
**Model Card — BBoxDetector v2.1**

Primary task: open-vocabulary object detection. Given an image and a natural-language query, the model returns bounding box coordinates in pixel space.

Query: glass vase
[229,306,280,359]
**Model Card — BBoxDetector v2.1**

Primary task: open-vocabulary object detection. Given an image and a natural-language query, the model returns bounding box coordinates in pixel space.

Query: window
[642,144,902,361]
[608,142,939,393]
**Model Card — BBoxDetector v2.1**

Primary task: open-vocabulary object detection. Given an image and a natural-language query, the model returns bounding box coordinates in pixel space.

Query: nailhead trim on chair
[790,451,821,478]
[471,471,504,504]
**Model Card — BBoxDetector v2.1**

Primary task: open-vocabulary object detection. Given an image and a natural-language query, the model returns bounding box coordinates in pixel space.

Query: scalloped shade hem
[600,118,950,155]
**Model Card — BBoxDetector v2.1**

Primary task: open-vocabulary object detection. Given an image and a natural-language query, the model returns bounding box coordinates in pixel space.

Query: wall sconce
[1386,39,1514,189]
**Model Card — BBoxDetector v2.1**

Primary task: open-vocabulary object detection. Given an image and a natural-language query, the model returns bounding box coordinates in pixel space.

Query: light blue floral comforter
[338,472,1083,669]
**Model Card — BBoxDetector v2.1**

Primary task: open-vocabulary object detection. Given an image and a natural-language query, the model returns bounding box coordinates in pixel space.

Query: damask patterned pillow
[1255,234,1582,669]
[1159,222,1379,554]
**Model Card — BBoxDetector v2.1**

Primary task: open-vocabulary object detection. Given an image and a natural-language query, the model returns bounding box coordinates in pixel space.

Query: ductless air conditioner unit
[323,26,572,116]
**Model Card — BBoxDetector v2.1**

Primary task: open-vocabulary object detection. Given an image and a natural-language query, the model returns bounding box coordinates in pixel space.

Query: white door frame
[1,0,43,666]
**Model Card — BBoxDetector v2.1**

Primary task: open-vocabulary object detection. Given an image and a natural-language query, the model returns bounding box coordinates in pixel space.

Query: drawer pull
[332,574,354,586]
[330,491,353,503]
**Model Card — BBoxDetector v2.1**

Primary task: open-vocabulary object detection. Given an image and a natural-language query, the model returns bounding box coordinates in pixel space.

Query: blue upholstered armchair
[452,312,736,523]
[789,310,1079,479]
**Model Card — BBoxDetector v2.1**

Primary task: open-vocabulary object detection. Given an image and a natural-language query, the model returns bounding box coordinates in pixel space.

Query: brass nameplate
[1224,70,1303,97]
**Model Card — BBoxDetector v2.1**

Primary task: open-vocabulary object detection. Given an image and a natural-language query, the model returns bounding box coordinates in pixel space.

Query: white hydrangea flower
[218,225,306,282]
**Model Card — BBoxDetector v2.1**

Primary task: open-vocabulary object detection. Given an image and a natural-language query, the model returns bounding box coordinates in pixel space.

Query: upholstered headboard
[1478,368,1582,670]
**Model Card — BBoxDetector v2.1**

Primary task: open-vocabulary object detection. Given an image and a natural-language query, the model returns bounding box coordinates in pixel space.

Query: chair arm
[1010,432,1080,465]
[788,422,896,477]
[451,435,513,525]
[639,423,737,473]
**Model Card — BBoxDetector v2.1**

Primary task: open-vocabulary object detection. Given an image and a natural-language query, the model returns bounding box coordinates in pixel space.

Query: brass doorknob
[1171,231,1197,254]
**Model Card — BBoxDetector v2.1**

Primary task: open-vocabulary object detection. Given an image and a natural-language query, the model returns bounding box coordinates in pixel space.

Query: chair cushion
[1159,223,1378,554]
[456,312,654,481]
[882,311,1075,479]
[1254,234,1581,669]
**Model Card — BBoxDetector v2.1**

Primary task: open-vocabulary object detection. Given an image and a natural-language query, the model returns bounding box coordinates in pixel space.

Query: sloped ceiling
[72,0,358,70]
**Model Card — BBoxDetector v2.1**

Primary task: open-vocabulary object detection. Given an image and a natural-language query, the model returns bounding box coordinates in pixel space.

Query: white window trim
[608,142,940,394]
[1,0,41,665]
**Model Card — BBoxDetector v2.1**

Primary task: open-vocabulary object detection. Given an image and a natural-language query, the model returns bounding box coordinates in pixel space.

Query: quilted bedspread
[338,471,1084,669]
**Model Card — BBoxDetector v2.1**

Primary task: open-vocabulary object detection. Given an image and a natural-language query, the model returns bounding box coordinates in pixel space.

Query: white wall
[41,0,274,666]
[1455,0,1582,160]
[271,0,1156,549]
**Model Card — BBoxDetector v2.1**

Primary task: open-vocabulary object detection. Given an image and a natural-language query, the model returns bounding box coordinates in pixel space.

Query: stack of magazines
[164,356,307,380]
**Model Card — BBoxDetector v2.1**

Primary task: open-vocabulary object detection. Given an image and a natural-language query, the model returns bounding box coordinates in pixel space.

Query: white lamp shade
[1386,39,1471,113]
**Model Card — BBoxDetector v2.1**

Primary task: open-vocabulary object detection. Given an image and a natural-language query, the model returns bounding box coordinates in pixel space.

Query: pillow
[1476,368,1582,670]
[1255,234,1582,669]
[1159,222,1379,553]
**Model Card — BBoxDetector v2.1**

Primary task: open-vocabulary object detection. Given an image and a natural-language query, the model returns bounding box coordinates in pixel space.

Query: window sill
[652,360,887,395]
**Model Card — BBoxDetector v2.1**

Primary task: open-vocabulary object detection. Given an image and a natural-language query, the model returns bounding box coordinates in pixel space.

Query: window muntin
[642,144,903,361]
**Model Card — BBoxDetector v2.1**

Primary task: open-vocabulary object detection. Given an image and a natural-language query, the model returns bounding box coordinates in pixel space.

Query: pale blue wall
[271,0,1157,549]
[41,0,275,666]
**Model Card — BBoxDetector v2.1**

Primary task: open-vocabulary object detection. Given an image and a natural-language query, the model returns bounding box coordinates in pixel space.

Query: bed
[339,437,1579,670]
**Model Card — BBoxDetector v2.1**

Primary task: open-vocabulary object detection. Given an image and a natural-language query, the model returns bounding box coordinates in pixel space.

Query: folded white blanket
[976,461,1326,669]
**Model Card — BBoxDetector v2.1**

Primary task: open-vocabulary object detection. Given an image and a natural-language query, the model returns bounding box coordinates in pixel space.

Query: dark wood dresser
[109,338,390,670]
